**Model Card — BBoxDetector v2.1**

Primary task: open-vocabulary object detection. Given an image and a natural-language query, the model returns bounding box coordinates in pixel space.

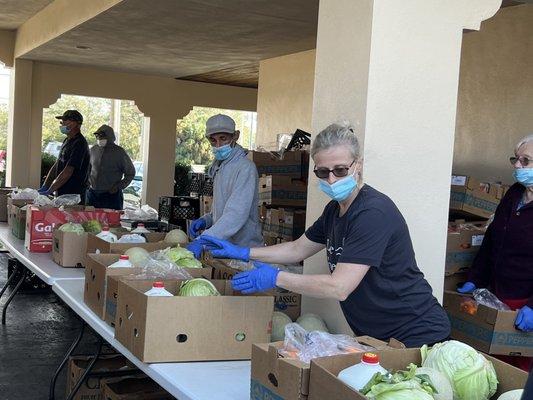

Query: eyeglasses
[313,160,355,179]
[510,156,531,167]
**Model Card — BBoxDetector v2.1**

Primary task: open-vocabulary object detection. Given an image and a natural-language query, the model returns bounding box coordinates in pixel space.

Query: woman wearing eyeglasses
[458,134,533,338]
[196,123,450,347]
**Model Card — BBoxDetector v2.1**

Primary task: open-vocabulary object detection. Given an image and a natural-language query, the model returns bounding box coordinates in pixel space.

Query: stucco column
[6,59,37,188]
[141,108,182,208]
[303,0,502,334]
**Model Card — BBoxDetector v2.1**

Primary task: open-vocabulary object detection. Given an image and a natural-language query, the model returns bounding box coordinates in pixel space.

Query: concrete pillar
[303,0,502,334]
[141,108,183,208]
[7,59,35,187]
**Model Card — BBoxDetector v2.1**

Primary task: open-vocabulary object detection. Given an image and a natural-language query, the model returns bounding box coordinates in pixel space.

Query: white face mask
[97,139,107,147]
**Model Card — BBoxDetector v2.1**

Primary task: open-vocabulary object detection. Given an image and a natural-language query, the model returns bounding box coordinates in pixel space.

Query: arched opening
[0,63,10,187]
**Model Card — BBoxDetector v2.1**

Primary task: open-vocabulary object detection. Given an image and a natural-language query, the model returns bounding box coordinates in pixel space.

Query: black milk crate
[7,258,49,292]
[158,196,200,229]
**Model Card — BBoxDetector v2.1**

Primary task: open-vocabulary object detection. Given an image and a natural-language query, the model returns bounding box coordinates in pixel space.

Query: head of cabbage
[175,257,203,268]
[421,340,498,400]
[271,311,292,341]
[124,247,150,267]
[164,229,189,245]
[58,222,85,235]
[296,313,328,333]
[165,246,194,263]
[178,278,220,296]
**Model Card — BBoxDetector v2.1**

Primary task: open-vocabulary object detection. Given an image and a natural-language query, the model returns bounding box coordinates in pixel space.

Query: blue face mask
[513,168,533,187]
[318,173,358,202]
[212,144,233,161]
[59,125,70,135]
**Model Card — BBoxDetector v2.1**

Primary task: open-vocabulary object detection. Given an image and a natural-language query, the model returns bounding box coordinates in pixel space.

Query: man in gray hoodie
[187,114,263,258]
[86,124,136,210]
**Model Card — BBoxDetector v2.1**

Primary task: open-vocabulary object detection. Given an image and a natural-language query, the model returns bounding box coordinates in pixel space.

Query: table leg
[1,267,27,325]
[65,336,103,400]
[48,321,86,400]
[0,258,20,300]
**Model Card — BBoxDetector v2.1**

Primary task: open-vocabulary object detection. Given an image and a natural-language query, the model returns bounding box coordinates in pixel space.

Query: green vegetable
[421,340,498,400]
[175,257,203,268]
[415,367,453,400]
[296,313,328,332]
[58,222,85,235]
[272,311,292,341]
[178,278,220,296]
[82,219,102,234]
[164,229,189,245]
[124,247,150,267]
[361,364,436,400]
[165,246,194,263]
[497,389,524,400]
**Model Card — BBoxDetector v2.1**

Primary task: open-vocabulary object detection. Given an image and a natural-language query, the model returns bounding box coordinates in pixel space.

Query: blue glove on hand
[231,261,280,294]
[186,239,204,260]
[515,306,533,332]
[457,281,476,294]
[37,186,50,195]
[188,218,207,239]
[196,235,250,261]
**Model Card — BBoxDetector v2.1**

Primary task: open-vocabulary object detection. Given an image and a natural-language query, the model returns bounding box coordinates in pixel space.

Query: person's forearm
[49,169,73,192]
[276,272,346,300]
[43,164,57,187]
[250,241,305,264]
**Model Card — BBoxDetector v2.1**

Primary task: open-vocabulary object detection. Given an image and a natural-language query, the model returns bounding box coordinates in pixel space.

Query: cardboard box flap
[444,290,501,326]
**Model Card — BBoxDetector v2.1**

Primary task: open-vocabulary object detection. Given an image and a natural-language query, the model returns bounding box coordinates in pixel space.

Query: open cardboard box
[308,347,528,400]
[206,257,302,320]
[115,278,274,363]
[52,228,88,267]
[101,376,174,400]
[0,188,16,222]
[83,253,212,326]
[445,221,486,276]
[86,232,169,256]
[444,290,533,357]
[251,337,404,400]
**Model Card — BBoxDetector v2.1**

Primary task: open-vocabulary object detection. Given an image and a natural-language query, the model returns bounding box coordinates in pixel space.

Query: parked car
[124,161,143,207]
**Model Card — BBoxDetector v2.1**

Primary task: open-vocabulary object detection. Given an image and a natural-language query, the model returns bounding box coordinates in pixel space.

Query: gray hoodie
[89,126,135,192]
[203,144,263,248]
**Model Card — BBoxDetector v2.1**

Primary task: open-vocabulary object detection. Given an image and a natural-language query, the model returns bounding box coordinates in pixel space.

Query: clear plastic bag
[279,323,374,363]
[117,234,146,244]
[11,188,39,200]
[141,249,194,279]
[473,288,511,311]
[34,194,54,207]
[53,194,81,207]
[121,205,158,221]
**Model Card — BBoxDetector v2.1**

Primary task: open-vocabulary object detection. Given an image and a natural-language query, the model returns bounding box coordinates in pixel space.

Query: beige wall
[255,50,315,147]
[454,5,533,183]
[0,30,15,67]
[7,60,257,206]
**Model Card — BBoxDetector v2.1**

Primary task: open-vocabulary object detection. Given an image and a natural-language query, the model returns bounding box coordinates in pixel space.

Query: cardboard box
[248,150,309,179]
[104,267,212,327]
[84,253,212,325]
[86,232,168,256]
[11,205,27,240]
[209,260,302,320]
[251,337,402,400]
[101,376,174,400]
[444,290,533,357]
[66,354,138,400]
[443,271,468,292]
[259,176,307,208]
[445,221,487,275]
[308,347,528,400]
[0,188,15,222]
[199,195,213,216]
[115,278,274,362]
[450,175,500,219]
[52,229,88,267]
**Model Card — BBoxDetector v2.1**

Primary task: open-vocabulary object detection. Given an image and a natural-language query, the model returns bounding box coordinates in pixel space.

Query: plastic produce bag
[34,195,54,207]
[116,234,146,244]
[53,194,81,207]
[11,188,39,200]
[138,249,194,279]
[121,204,158,221]
[473,288,511,311]
[279,323,373,363]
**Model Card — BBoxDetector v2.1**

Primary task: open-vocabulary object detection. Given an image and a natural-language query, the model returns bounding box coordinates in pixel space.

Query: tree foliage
[0,103,8,151]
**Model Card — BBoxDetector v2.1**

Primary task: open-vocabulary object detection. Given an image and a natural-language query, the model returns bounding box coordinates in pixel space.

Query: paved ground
[0,253,98,400]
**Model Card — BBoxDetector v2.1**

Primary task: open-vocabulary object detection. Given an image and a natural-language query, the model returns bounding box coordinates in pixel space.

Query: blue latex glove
[232,261,280,294]
[37,185,50,195]
[515,306,533,332]
[457,281,476,294]
[186,239,204,260]
[188,218,207,239]
[196,234,250,261]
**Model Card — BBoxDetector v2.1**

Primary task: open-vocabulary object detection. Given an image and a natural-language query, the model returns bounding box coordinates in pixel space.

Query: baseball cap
[55,110,83,124]
[205,114,236,137]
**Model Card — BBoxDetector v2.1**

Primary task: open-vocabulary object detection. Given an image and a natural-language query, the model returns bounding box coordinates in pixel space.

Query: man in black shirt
[39,110,90,202]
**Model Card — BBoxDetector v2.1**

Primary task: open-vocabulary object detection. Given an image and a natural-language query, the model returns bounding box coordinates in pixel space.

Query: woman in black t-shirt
[197,122,450,346]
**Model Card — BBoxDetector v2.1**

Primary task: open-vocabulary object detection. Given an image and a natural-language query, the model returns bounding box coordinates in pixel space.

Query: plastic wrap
[116,234,146,244]
[33,195,54,207]
[473,288,511,311]
[278,323,374,363]
[53,194,81,207]
[226,259,303,274]
[140,257,194,280]
[11,188,39,200]
[121,205,158,221]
